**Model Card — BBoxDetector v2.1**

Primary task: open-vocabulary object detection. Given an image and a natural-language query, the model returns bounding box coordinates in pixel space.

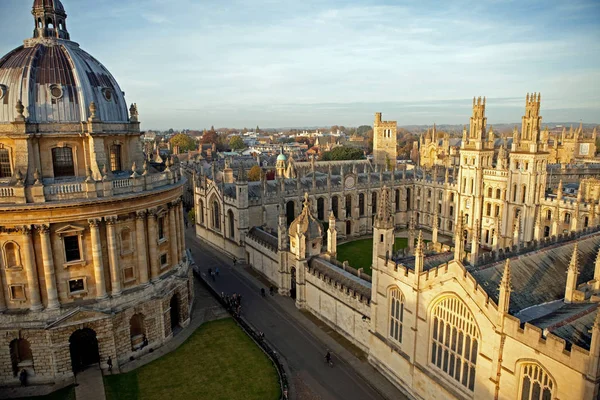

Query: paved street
[186,230,408,400]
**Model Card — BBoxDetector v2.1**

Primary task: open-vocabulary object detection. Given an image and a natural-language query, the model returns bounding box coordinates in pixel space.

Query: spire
[565,243,580,303]
[32,0,70,40]
[374,186,393,229]
[414,230,425,274]
[498,259,512,316]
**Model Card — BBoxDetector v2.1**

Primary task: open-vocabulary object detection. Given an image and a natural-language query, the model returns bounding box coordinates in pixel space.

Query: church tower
[456,97,494,258]
[373,113,397,166]
[506,93,549,242]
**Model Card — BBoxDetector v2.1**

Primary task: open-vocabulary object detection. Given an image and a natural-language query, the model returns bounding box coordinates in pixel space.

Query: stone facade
[0,1,193,387]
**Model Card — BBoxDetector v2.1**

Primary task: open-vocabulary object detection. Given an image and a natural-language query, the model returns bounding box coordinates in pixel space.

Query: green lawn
[19,386,75,400]
[337,237,409,275]
[104,319,280,400]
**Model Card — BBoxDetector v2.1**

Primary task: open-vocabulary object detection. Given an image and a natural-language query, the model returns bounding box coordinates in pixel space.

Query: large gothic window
[519,363,555,400]
[52,147,75,178]
[372,192,377,215]
[395,190,400,211]
[389,288,404,344]
[359,194,365,216]
[212,201,221,231]
[431,296,480,392]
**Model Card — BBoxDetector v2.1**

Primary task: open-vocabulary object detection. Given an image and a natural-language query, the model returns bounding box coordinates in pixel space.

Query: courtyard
[103,318,280,400]
[336,237,409,275]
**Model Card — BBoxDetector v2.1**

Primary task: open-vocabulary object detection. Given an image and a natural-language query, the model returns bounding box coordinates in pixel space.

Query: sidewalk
[75,367,105,400]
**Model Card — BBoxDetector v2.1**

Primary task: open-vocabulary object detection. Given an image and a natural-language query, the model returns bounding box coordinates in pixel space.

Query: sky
[0,0,599,130]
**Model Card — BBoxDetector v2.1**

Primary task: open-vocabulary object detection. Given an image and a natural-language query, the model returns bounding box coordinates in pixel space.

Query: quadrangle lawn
[337,237,409,275]
[104,318,280,400]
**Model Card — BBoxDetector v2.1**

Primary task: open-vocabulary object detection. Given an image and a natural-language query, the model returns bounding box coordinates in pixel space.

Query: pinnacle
[569,243,580,274]
[500,259,512,291]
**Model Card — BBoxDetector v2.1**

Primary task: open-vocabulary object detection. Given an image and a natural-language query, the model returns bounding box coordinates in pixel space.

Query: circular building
[0,1,191,385]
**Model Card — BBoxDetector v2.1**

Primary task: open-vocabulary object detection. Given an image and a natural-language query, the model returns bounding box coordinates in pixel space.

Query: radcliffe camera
[0,1,599,400]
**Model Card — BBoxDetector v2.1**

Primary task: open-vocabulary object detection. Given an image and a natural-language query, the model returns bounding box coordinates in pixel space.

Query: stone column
[147,209,160,281]
[105,216,122,296]
[21,226,43,311]
[0,271,5,311]
[135,211,149,285]
[178,201,186,260]
[89,218,108,299]
[168,203,178,267]
[38,224,59,309]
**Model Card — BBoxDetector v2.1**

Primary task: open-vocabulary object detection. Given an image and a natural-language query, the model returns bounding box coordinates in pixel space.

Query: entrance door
[170,295,180,330]
[69,328,100,373]
[290,267,297,299]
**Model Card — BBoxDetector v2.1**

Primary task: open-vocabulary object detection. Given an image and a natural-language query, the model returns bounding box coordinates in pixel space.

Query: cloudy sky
[0,0,599,130]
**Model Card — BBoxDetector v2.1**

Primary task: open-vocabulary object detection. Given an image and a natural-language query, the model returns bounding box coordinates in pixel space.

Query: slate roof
[247,227,278,250]
[396,252,454,271]
[308,257,371,300]
[470,232,600,315]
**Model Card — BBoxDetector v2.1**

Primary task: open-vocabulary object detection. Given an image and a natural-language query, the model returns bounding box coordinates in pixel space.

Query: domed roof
[290,193,323,241]
[0,1,129,124]
[277,153,287,162]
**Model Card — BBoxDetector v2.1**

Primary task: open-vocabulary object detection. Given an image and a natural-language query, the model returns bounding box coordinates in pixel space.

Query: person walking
[19,369,27,386]
[233,257,237,266]
[215,266,220,277]
[107,356,113,373]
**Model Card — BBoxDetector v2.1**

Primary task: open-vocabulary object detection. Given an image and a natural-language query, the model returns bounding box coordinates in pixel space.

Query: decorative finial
[131,162,139,178]
[303,192,310,209]
[142,160,148,176]
[129,103,139,122]
[15,169,24,186]
[89,102,97,120]
[15,100,25,121]
[33,168,41,185]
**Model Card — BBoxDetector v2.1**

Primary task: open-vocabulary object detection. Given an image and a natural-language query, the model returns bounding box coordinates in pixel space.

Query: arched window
[486,203,491,216]
[513,184,518,202]
[317,197,325,220]
[564,213,571,224]
[519,363,555,400]
[431,296,480,391]
[406,188,411,210]
[487,187,492,197]
[345,195,352,218]
[465,214,469,225]
[52,147,75,178]
[120,229,132,254]
[450,193,454,202]
[546,210,552,221]
[544,226,550,237]
[227,210,235,239]
[199,200,205,225]
[9,339,33,377]
[496,188,501,199]
[449,205,454,217]
[212,201,220,230]
[389,288,404,344]
[584,216,589,228]
[130,314,146,351]
[110,144,122,172]
[4,242,20,269]
[332,196,339,219]
[522,185,527,203]
[359,193,365,216]
[372,192,377,215]
[46,18,54,29]
[286,201,295,226]
[448,220,453,231]
[0,147,11,178]
[395,189,400,211]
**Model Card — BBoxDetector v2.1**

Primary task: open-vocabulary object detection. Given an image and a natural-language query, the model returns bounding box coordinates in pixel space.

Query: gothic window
[52,147,75,178]
[470,179,474,194]
[519,363,555,400]
[3,242,21,269]
[359,194,365,216]
[199,201,205,224]
[428,189,432,198]
[406,188,411,210]
[110,144,122,172]
[449,205,454,217]
[513,185,518,202]
[487,187,492,197]
[584,216,589,228]
[564,213,571,224]
[427,202,431,212]
[450,193,454,202]
[438,203,442,214]
[0,147,11,178]
[439,191,442,200]
[345,195,352,218]
[372,192,377,215]
[496,189,501,199]
[389,288,404,344]
[395,190,400,212]
[485,230,490,243]
[486,203,491,216]
[543,226,550,237]
[212,201,220,231]
[227,210,235,239]
[448,221,453,231]
[495,205,500,217]
[430,296,480,392]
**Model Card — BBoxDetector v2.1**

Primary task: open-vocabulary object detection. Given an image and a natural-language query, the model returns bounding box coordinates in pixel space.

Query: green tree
[248,165,262,181]
[188,209,196,225]
[320,146,364,161]
[229,136,245,151]
[169,133,196,152]
[357,125,372,136]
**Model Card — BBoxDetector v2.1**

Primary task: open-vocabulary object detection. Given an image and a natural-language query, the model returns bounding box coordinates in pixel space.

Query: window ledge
[5,266,23,272]
[124,277,137,284]
[120,250,135,257]
[68,290,88,298]
[158,238,168,245]
[63,260,86,268]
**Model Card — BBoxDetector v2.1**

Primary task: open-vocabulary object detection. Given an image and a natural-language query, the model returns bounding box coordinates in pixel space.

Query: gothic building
[0,1,191,385]
[194,94,600,399]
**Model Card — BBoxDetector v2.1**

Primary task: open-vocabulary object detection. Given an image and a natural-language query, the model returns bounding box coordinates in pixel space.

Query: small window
[0,147,11,178]
[52,147,75,178]
[68,278,85,294]
[63,235,81,262]
[158,216,165,240]
[110,144,122,172]
[123,266,135,283]
[120,229,132,254]
[4,242,20,269]
[50,84,63,99]
[9,285,26,301]
[160,253,168,267]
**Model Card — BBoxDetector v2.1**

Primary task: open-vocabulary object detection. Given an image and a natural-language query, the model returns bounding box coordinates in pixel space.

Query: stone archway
[69,328,99,373]
[170,294,180,332]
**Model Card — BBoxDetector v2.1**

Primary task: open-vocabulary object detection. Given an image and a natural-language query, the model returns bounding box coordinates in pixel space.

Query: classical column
[89,218,108,299]
[0,270,5,311]
[178,201,186,260]
[105,216,122,296]
[37,224,59,309]
[168,202,178,267]
[21,226,43,311]
[135,211,150,285]
[147,209,160,280]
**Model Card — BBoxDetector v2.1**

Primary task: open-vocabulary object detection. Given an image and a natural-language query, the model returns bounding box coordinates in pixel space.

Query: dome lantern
[32,0,70,40]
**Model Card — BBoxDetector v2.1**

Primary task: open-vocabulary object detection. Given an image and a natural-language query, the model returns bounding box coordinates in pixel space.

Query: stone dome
[290,194,323,240]
[0,1,129,124]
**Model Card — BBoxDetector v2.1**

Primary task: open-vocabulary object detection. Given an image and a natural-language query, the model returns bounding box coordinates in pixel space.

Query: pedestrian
[215,266,220,276]
[233,257,237,266]
[19,369,27,386]
[107,356,113,372]
[211,270,215,282]
[142,334,148,348]
[270,286,274,296]
[208,267,212,278]
[237,294,242,305]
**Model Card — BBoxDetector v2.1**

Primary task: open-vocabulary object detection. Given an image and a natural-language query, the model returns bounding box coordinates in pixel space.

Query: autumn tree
[229,135,245,151]
[201,130,219,145]
[248,165,262,181]
[169,133,196,152]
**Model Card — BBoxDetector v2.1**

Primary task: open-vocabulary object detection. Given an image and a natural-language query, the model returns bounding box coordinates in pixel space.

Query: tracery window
[212,201,220,230]
[519,363,555,400]
[0,147,11,178]
[359,194,365,216]
[372,192,377,215]
[389,288,404,343]
[431,296,480,392]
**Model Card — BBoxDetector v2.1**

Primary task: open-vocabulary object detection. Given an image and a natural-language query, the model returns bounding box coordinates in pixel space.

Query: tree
[201,130,219,145]
[169,133,196,152]
[357,125,372,136]
[229,136,245,151]
[248,165,262,181]
[320,146,364,161]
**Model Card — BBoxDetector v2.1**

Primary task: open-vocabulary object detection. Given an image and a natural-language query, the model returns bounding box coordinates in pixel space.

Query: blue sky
[0,0,599,130]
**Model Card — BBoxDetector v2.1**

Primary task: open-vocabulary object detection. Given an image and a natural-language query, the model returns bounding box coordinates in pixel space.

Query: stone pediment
[47,308,110,329]
[55,224,86,235]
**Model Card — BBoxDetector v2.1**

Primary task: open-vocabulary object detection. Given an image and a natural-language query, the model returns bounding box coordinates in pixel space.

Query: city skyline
[0,0,599,129]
